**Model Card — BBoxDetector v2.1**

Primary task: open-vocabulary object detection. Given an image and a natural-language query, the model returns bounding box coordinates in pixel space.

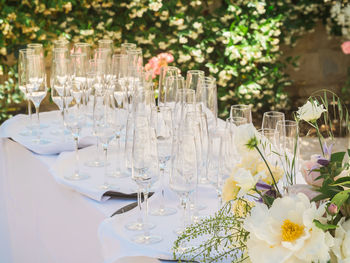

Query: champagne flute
[96,92,118,190]
[85,73,105,167]
[197,76,218,130]
[73,43,91,59]
[158,66,180,106]
[131,126,162,244]
[108,80,128,178]
[98,39,114,54]
[230,104,252,123]
[70,53,87,107]
[170,132,197,234]
[276,120,299,188]
[121,43,137,54]
[185,70,204,91]
[125,115,155,231]
[26,54,49,144]
[18,48,35,136]
[53,39,70,49]
[64,95,89,180]
[27,43,44,57]
[126,48,143,73]
[262,111,285,130]
[150,106,177,216]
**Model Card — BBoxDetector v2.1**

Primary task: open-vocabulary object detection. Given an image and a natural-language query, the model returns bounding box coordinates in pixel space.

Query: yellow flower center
[281,219,304,242]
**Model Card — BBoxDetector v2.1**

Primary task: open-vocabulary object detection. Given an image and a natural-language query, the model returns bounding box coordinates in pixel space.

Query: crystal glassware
[64,96,89,181]
[150,106,177,216]
[121,43,137,54]
[18,48,35,136]
[230,104,252,123]
[262,111,285,130]
[52,39,70,49]
[158,66,180,106]
[26,54,49,144]
[185,70,204,91]
[130,126,162,244]
[73,43,91,60]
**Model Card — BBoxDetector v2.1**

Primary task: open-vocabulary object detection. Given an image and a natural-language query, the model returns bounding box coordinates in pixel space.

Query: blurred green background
[1,0,349,123]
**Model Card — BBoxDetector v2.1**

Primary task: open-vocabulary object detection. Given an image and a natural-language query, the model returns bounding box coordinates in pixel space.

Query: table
[0,138,160,263]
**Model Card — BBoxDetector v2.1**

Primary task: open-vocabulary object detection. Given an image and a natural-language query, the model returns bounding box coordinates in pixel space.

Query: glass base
[98,183,119,191]
[150,206,177,216]
[125,221,155,231]
[19,129,42,137]
[191,203,206,211]
[131,234,162,245]
[64,173,90,181]
[85,159,105,167]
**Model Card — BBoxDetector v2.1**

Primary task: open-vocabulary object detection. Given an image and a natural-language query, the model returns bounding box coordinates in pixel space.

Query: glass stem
[74,136,79,177]
[143,189,150,238]
[181,194,188,232]
[35,106,40,141]
[137,186,143,225]
[27,99,32,125]
[103,144,108,187]
[159,164,166,211]
[95,136,100,162]
[115,135,121,175]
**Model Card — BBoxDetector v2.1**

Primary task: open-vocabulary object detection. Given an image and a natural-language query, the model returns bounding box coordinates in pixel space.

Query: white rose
[332,218,350,261]
[297,100,326,122]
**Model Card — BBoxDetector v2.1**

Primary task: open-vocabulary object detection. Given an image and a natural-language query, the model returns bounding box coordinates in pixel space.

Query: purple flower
[256,181,272,191]
[317,158,330,167]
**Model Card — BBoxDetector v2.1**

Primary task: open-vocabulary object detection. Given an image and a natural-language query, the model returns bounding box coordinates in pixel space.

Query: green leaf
[313,219,337,231]
[331,152,346,163]
[331,190,350,208]
[331,177,350,187]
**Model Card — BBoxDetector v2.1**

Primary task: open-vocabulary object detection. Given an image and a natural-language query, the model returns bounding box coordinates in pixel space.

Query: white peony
[332,218,350,262]
[233,123,258,154]
[244,193,334,263]
[232,167,262,197]
[297,100,326,122]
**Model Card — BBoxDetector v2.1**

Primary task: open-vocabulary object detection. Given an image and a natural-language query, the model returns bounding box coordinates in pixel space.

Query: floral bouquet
[173,93,350,263]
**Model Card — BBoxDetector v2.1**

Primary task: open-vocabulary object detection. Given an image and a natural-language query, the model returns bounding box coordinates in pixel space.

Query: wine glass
[133,89,155,118]
[174,88,196,133]
[18,48,35,136]
[130,126,162,244]
[150,106,177,216]
[52,47,69,60]
[230,104,252,123]
[158,66,180,106]
[121,43,137,54]
[196,76,218,130]
[170,132,197,234]
[73,43,91,59]
[111,53,128,84]
[64,95,89,181]
[262,111,285,130]
[161,75,185,109]
[108,80,129,178]
[26,54,49,144]
[276,120,299,188]
[185,70,204,91]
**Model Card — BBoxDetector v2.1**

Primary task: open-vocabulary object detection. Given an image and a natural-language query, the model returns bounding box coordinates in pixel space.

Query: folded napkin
[0,111,95,155]
[98,185,218,263]
[49,145,152,202]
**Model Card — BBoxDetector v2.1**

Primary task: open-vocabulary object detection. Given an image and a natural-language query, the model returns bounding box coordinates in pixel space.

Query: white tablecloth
[0,138,160,263]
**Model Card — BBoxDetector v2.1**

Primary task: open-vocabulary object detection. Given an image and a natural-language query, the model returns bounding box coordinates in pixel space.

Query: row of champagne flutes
[228,104,299,187]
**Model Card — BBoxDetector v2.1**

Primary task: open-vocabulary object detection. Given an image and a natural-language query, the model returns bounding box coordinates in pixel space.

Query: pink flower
[328,203,338,215]
[144,52,174,79]
[301,155,323,187]
[341,41,350,54]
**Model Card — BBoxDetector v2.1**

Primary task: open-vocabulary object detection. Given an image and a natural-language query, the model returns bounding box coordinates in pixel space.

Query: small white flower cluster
[330,2,350,39]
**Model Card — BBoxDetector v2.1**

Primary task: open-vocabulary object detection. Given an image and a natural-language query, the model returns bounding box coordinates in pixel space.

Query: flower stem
[255,146,281,196]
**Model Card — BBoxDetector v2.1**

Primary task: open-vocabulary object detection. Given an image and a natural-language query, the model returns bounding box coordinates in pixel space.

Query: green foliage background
[0,0,347,122]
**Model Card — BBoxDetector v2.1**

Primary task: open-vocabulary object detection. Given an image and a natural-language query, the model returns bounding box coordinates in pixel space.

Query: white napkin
[49,144,143,202]
[98,184,218,263]
[0,111,95,155]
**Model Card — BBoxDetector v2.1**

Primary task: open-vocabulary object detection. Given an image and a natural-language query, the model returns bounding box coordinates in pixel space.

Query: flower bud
[328,203,338,215]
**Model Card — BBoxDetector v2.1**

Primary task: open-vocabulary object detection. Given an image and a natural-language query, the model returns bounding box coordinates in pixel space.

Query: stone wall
[282,22,350,105]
